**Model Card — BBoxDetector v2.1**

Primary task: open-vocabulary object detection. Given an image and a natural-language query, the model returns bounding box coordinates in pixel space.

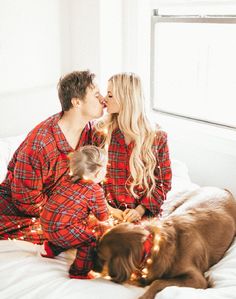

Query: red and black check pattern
[40,176,109,275]
[0,112,94,243]
[104,128,172,216]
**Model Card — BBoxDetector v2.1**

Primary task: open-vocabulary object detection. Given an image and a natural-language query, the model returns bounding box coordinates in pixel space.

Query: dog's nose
[92,250,104,273]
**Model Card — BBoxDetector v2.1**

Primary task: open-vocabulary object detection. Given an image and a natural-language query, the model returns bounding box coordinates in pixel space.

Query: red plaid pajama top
[0,112,94,243]
[40,177,109,275]
[104,128,172,217]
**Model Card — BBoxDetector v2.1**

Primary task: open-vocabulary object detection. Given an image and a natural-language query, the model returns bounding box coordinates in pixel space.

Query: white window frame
[150,9,236,130]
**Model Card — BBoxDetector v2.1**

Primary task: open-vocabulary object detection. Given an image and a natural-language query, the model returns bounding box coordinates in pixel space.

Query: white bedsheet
[0,135,236,299]
[0,235,236,299]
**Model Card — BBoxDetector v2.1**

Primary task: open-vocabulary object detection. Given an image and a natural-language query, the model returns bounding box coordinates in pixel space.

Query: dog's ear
[97,224,146,282]
[108,254,132,283]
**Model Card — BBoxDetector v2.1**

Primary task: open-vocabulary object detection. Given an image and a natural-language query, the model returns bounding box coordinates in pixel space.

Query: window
[151,9,236,129]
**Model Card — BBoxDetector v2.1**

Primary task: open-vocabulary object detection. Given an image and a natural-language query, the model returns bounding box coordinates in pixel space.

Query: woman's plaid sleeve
[140,131,172,216]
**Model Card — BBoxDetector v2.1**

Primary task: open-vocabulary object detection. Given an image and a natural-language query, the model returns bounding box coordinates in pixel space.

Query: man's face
[80,84,104,119]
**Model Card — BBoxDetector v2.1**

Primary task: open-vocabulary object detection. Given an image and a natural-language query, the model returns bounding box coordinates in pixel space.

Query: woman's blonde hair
[96,73,158,198]
[69,145,107,182]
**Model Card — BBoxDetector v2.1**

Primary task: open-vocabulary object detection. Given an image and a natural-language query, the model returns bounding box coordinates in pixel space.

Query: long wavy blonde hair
[96,73,158,198]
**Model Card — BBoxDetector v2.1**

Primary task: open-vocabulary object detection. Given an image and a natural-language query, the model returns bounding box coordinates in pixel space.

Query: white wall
[66,0,123,93]
[0,0,123,137]
[0,0,65,137]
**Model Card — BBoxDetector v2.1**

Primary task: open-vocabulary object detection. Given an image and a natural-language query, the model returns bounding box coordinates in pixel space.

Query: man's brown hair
[58,70,95,111]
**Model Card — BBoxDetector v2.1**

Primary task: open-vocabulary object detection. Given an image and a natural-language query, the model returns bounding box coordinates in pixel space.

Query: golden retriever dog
[93,187,236,299]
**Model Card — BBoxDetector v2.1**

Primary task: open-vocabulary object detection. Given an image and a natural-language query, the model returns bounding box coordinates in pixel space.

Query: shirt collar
[112,127,135,150]
[52,112,92,154]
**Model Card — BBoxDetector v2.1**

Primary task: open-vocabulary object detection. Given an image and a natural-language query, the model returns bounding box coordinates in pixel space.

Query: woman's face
[105,82,120,114]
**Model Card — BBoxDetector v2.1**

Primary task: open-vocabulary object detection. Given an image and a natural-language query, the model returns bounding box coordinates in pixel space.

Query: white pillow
[0,134,26,183]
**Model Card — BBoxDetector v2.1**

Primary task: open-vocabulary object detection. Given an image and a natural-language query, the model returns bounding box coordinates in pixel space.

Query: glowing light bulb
[142,268,148,275]
[146,258,153,264]
[103,128,108,135]
[104,275,111,280]
[130,273,137,280]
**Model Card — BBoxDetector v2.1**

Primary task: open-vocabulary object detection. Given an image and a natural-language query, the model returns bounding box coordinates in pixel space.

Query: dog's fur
[93,187,236,299]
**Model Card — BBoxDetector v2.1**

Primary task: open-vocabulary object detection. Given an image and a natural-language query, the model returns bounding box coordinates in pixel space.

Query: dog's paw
[138,292,155,299]
[138,295,154,299]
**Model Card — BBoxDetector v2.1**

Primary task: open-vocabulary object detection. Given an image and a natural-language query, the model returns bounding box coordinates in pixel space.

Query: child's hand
[109,206,124,221]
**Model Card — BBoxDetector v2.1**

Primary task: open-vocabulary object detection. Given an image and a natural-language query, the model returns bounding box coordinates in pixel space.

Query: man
[0,70,105,243]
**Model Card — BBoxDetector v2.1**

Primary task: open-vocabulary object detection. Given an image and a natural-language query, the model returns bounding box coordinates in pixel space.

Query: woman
[97,73,172,223]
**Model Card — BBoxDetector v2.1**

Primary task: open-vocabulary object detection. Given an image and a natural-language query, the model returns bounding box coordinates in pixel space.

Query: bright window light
[151,14,236,129]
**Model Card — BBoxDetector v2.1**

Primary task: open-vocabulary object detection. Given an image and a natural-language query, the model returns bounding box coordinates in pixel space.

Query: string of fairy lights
[7,127,164,282]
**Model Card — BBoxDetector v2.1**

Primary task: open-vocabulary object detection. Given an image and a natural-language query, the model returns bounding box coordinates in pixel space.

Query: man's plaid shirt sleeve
[10,145,48,216]
[140,131,172,216]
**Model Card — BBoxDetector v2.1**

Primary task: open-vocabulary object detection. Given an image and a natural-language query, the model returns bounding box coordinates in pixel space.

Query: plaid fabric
[104,128,172,217]
[0,217,44,244]
[0,112,94,244]
[40,177,109,275]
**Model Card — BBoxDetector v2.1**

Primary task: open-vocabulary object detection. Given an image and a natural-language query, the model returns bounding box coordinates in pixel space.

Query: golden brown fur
[93,187,236,299]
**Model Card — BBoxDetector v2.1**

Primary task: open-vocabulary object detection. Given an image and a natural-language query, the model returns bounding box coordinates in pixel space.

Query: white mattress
[0,135,236,299]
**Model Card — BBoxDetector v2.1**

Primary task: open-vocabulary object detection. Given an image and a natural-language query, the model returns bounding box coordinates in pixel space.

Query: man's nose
[98,95,107,106]
[98,95,105,103]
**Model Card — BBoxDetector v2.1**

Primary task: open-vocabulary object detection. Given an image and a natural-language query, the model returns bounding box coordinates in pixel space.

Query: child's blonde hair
[69,145,107,182]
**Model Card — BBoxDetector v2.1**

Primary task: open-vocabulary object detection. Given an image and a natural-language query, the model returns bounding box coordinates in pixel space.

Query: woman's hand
[123,205,146,222]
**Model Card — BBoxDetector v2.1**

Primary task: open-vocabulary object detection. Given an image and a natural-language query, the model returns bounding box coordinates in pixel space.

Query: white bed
[0,135,236,299]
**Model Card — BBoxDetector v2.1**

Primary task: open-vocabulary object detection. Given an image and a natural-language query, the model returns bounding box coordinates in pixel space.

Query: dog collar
[141,233,153,264]
[130,232,154,281]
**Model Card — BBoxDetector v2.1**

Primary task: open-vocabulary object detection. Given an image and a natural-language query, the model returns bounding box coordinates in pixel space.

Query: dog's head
[93,223,149,283]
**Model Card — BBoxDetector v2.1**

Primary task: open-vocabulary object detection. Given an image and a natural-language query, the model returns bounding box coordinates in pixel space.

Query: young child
[40,145,109,279]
